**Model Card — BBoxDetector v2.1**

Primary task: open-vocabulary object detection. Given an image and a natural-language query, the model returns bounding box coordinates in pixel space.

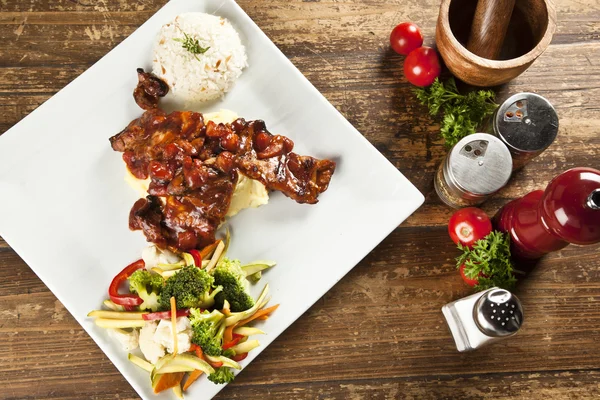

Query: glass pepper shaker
[492,93,559,171]
[442,288,524,352]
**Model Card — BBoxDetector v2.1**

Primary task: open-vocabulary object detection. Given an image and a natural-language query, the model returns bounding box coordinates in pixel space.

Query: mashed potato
[124,109,268,217]
[227,173,269,217]
[124,170,151,199]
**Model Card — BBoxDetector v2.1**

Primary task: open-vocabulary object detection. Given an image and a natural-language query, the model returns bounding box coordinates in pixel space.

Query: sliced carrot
[170,296,178,355]
[189,343,202,358]
[236,304,279,328]
[153,372,185,394]
[223,324,235,345]
[255,315,269,321]
[199,241,220,259]
[188,343,205,360]
[224,305,278,345]
[182,370,203,392]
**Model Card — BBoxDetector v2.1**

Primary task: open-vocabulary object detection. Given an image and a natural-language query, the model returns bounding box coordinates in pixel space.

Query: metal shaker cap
[474,289,523,337]
[445,133,512,200]
[494,93,558,153]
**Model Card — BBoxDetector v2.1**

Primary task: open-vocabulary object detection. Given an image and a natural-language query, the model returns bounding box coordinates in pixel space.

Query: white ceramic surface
[0,0,424,399]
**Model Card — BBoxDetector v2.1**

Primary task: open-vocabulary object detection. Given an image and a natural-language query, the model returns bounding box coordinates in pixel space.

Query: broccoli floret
[159,266,221,310]
[129,270,164,312]
[212,258,255,312]
[189,309,225,356]
[207,367,235,384]
[222,348,235,359]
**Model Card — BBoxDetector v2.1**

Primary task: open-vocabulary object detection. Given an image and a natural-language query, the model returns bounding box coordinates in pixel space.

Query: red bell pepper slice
[222,333,244,350]
[189,249,202,268]
[232,353,248,362]
[142,309,190,321]
[206,359,223,368]
[222,337,241,350]
[108,259,145,306]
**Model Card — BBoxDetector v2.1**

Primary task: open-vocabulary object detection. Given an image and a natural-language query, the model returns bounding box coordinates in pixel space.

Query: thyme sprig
[173,32,210,61]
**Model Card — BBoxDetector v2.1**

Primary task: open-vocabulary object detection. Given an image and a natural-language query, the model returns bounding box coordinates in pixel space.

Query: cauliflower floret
[142,245,181,270]
[107,328,139,352]
[154,317,193,355]
[139,321,165,364]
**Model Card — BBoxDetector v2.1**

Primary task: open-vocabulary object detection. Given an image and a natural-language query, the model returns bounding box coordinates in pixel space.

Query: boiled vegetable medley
[88,232,278,397]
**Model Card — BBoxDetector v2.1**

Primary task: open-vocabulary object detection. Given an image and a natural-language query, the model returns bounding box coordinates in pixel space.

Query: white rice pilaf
[152,12,247,103]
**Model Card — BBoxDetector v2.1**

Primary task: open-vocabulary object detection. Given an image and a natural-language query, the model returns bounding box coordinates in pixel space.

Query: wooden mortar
[436,0,557,87]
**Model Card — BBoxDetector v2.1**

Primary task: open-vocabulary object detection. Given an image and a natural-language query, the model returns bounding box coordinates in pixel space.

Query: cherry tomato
[390,22,423,56]
[403,47,441,87]
[459,263,479,287]
[448,207,492,248]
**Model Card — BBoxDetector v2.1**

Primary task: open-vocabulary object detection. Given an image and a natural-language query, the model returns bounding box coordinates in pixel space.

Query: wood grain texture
[0,0,599,399]
[466,0,516,59]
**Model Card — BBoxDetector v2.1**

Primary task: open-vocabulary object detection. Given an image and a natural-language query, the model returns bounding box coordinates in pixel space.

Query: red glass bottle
[495,167,600,259]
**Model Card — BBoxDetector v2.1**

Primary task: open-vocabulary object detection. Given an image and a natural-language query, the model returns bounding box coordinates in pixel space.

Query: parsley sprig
[414,78,498,147]
[174,32,210,61]
[456,231,517,291]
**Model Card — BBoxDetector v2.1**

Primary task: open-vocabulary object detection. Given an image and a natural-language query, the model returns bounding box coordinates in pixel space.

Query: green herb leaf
[414,78,498,147]
[456,231,517,291]
[174,32,210,61]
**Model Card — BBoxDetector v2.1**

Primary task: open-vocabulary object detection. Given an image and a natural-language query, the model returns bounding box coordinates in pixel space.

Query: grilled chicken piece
[233,119,335,204]
[110,69,336,251]
[133,68,169,110]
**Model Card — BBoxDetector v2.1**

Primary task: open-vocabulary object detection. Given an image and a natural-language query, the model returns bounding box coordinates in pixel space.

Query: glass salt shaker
[434,133,513,208]
[442,288,524,352]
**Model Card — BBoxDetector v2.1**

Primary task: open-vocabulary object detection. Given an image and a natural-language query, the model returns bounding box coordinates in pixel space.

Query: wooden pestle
[466,0,516,60]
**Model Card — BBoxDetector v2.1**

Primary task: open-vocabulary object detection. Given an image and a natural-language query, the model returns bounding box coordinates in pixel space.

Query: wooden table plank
[1,0,599,399]
[224,371,600,399]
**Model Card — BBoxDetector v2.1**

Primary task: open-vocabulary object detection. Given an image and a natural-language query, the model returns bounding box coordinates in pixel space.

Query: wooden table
[1,1,599,399]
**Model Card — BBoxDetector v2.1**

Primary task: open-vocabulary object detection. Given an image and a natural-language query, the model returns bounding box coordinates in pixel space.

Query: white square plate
[0,0,424,398]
